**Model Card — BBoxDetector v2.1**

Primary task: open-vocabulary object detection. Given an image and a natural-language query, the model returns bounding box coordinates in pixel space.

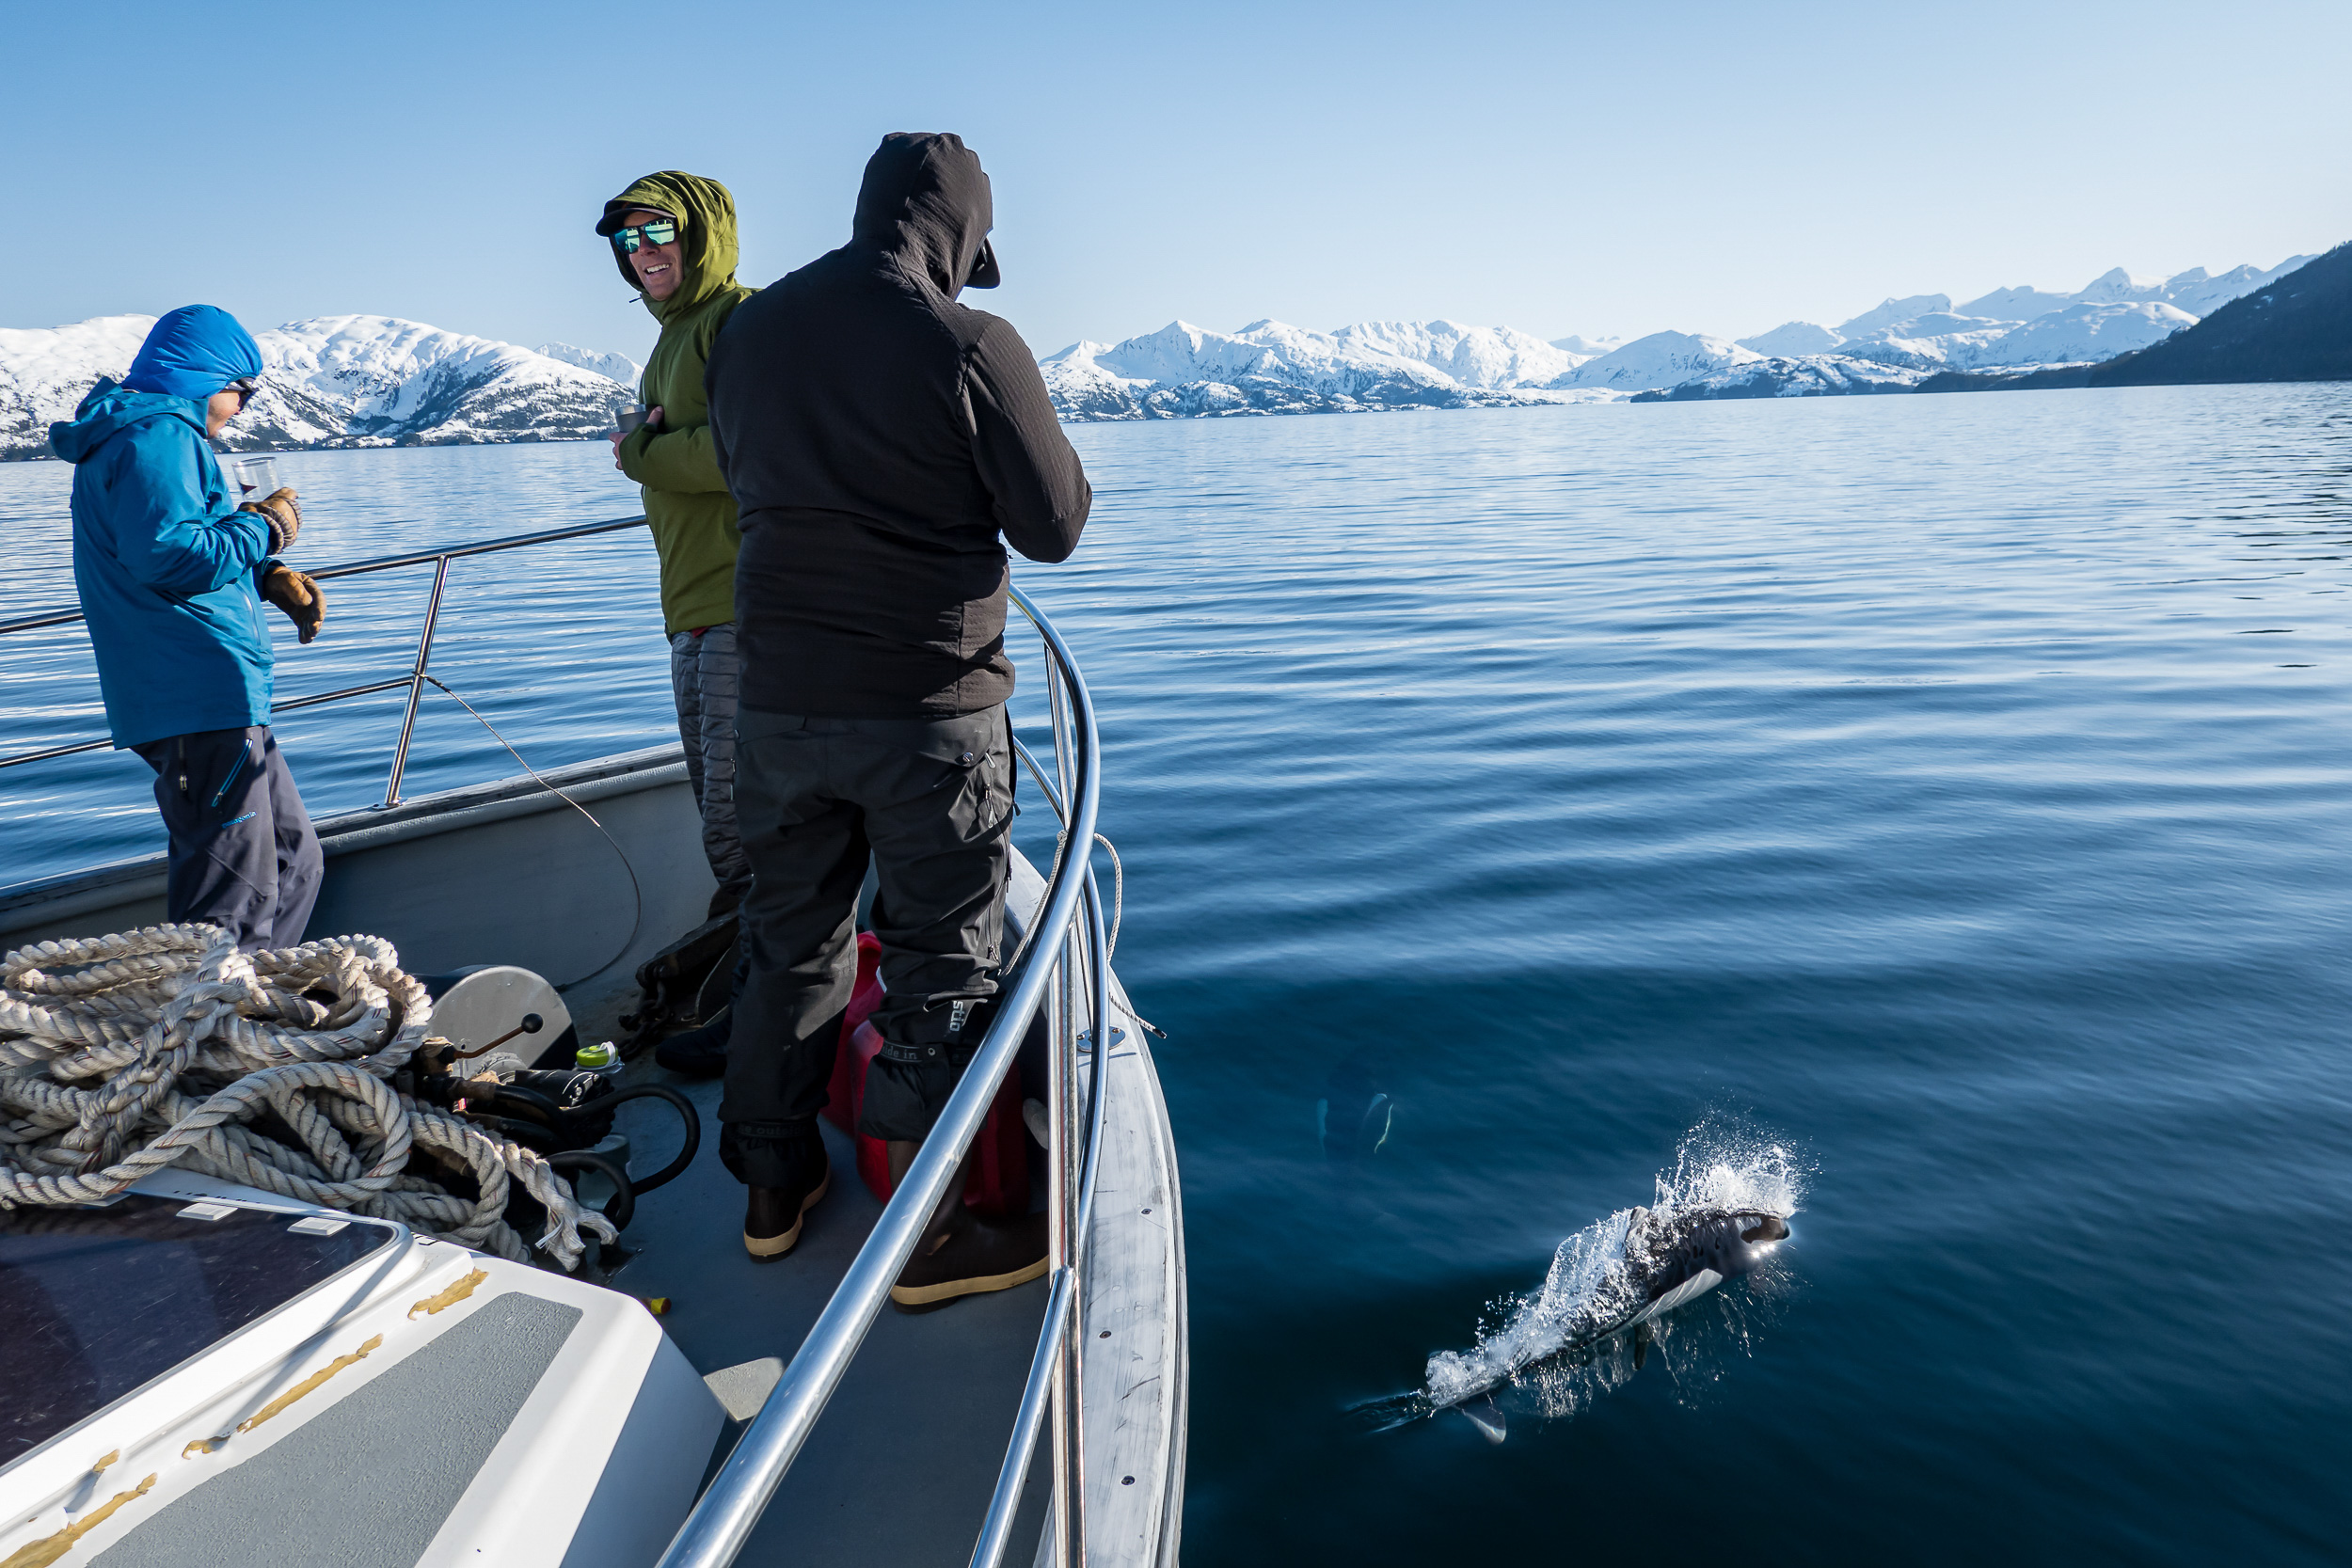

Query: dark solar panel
[0,1195,397,1466]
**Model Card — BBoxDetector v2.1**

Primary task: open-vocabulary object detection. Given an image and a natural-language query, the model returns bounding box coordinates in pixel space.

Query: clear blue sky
[9,0,2349,363]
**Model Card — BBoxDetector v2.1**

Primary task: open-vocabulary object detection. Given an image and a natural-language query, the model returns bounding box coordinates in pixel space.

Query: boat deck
[607,1078,1059,1565]
[578,848,1184,1566]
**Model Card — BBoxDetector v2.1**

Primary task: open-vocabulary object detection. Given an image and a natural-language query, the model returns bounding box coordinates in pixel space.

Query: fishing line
[423,674,644,990]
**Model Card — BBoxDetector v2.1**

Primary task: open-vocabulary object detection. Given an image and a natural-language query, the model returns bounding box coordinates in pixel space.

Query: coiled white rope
[0,924,614,1270]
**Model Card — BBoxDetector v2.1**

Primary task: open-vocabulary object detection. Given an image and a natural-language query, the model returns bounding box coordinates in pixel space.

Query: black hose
[466,1113,562,1153]
[483,1081,567,1128]
[548,1149,635,1233]
[589,1084,701,1195]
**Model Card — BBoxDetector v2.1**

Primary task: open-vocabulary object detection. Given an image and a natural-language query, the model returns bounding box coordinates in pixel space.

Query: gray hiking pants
[130,725,323,953]
[720,705,1013,1187]
[670,624,753,905]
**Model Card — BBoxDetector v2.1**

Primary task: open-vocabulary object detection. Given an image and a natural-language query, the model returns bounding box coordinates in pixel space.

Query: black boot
[889,1209,1050,1312]
[729,1126,833,1261]
[656,1004,732,1078]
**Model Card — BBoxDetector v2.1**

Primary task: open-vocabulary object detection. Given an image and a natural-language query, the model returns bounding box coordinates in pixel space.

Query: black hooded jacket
[707,133,1089,719]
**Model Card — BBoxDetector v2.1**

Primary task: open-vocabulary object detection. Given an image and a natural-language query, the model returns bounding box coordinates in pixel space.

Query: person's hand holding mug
[239,488,301,552]
[611,406,664,470]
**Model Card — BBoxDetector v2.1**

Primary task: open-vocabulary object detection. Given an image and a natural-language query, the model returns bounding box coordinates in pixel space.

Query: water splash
[1400,1117,1808,1428]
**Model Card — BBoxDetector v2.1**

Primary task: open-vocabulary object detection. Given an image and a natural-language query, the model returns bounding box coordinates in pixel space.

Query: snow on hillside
[1329,320,1589,387]
[1634,354,1934,402]
[1,316,637,458]
[537,341,643,387]
[1834,294,1952,339]
[12,246,2322,446]
[1743,256,2314,370]
[0,316,156,459]
[1558,331,1759,391]
[1967,300,2198,367]
[1041,319,1619,420]
[1834,314,2014,370]
[1692,255,2317,398]
[1738,321,1844,357]
[1952,284,2075,320]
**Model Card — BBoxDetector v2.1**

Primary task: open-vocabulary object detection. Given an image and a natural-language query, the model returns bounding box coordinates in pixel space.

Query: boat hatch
[1,1196,398,1466]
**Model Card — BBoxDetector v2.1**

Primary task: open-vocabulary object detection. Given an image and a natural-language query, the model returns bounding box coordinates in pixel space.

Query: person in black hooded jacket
[705,132,1089,1305]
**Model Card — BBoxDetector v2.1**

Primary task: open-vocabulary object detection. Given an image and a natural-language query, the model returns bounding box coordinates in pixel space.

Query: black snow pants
[720,705,1014,1188]
[130,724,323,953]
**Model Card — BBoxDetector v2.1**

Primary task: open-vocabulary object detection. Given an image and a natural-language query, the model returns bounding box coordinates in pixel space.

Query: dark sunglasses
[227,377,262,405]
[611,218,680,255]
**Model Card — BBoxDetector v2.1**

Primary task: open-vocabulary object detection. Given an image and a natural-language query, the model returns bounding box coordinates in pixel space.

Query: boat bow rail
[665,585,1130,1568]
[0,514,656,803]
[0,518,1173,1568]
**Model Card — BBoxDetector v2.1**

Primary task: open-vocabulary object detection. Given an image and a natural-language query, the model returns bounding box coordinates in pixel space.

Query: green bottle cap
[576,1040,619,1070]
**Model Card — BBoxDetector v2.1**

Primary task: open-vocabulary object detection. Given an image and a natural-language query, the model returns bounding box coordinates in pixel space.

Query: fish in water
[1318,1049,1394,1162]
[1364,1128,1797,1448]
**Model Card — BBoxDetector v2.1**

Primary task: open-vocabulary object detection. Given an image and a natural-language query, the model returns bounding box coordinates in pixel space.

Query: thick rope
[0,924,613,1270]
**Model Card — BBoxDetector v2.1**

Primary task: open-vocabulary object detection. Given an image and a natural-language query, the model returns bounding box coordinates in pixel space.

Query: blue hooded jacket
[50,307,277,749]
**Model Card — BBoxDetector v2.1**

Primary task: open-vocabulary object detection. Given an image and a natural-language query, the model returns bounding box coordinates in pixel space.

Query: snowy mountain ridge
[1040,319,1617,420]
[536,341,644,387]
[1,315,637,459]
[5,247,2323,447]
[1047,252,2317,419]
[1729,257,2313,380]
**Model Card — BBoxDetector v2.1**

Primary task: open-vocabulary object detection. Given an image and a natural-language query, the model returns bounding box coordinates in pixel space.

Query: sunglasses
[227,378,262,406]
[611,218,681,255]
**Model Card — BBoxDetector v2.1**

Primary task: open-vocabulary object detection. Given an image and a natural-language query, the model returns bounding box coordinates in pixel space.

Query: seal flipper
[1457,1397,1507,1445]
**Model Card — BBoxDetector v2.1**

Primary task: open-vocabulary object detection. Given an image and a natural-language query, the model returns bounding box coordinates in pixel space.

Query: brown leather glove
[239,488,301,552]
[262,565,325,643]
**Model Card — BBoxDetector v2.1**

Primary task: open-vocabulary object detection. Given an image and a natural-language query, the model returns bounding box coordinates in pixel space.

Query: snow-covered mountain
[2,315,637,459]
[1737,321,1844,357]
[1557,331,1760,390]
[0,316,157,460]
[1736,258,2312,368]
[1040,319,1618,420]
[536,341,643,387]
[1965,300,2200,367]
[1640,355,1934,402]
[1683,256,2317,400]
[1328,320,1590,388]
[12,246,2323,445]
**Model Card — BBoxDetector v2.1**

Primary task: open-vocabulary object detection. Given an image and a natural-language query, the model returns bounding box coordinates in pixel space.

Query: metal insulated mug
[615,404,648,436]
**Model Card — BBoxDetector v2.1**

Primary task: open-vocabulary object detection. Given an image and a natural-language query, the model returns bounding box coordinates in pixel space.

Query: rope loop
[0,925,611,1269]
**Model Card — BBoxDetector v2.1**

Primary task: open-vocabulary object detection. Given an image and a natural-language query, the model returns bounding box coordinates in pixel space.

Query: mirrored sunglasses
[227,377,262,404]
[612,218,680,255]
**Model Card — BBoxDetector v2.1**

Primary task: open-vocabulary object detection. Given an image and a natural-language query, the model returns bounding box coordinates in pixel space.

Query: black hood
[852,132,1001,294]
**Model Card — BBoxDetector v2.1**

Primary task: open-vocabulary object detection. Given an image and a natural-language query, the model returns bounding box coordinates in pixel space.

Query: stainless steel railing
[5,516,1127,1567]
[0,514,653,802]
[657,583,1114,1568]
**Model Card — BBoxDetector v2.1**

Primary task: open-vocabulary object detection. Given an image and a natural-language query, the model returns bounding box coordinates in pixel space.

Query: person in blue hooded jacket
[49,305,327,951]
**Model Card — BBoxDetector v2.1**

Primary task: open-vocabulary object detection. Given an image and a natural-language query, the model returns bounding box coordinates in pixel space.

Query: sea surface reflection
[7,385,2352,1562]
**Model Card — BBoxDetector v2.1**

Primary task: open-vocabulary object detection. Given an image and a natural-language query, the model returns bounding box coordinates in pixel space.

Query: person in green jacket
[597,172,756,961]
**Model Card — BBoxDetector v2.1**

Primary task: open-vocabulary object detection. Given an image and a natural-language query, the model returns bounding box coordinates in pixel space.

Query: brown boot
[889,1210,1050,1313]
[743,1146,832,1261]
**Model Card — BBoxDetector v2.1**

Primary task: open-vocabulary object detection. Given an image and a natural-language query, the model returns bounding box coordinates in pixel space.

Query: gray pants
[670,624,752,904]
[130,725,323,953]
[720,705,1013,1187]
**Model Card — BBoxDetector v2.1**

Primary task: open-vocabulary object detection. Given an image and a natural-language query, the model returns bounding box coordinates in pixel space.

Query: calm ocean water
[7,387,2352,1560]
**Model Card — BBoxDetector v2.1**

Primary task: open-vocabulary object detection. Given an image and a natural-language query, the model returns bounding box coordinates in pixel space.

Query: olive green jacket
[602,172,755,635]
